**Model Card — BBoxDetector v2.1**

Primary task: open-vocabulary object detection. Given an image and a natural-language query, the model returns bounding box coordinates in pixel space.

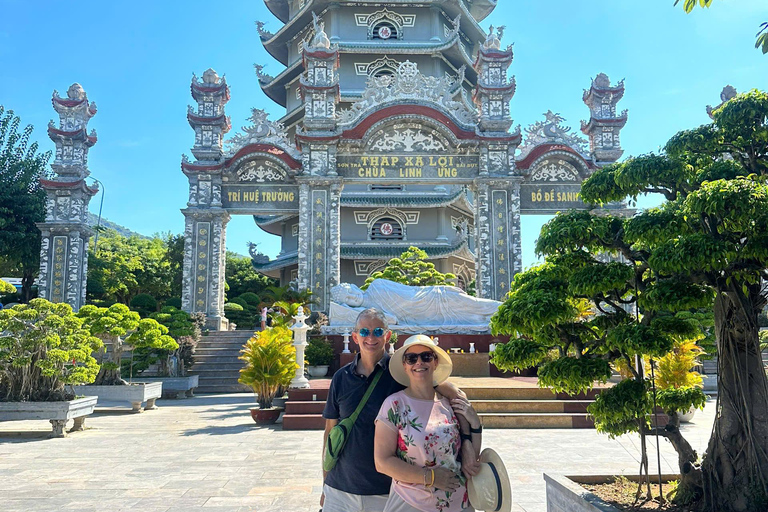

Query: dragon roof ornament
[517,110,590,160]
[225,108,299,158]
[337,60,477,127]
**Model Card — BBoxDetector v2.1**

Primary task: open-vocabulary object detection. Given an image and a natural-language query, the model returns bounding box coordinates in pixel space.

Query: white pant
[323,484,389,512]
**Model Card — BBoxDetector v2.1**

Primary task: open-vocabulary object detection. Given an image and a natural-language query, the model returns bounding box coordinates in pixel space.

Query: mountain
[87,213,150,239]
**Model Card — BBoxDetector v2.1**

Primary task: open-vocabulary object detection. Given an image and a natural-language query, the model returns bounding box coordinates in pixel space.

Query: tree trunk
[93,335,129,385]
[21,267,35,303]
[653,412,703,504]
[702,291,768,511]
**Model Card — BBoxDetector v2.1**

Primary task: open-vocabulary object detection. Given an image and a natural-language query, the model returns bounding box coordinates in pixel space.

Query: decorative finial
[310,12,331,49]
[483,25,502,50]
[202,68,219,84]
[67,83,85,100]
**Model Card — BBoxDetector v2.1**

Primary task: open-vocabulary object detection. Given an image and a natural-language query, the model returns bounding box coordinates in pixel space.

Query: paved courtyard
[0,394,717,512]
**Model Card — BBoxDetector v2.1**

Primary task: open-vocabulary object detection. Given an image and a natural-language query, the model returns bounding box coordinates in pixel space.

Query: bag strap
[347,365,383,424]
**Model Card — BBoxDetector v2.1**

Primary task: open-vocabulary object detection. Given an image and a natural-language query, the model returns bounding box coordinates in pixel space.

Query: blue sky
[1,0,765,267]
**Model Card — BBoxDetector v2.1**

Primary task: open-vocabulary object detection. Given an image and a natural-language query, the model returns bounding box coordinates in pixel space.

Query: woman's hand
[450,397,480,429]
[432,467,461,492]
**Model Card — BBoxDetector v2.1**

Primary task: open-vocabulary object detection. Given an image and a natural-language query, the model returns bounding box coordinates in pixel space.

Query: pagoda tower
[253,0,498,290]
[37,83,99,310]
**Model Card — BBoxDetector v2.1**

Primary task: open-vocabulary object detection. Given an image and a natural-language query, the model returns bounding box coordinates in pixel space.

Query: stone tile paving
[0,394,717,512]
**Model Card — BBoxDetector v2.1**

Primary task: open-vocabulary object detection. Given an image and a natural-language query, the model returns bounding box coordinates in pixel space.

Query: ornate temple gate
[179,31,627,329]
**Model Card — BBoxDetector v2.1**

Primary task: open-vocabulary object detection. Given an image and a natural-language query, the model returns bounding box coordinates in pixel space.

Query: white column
[290,306,311,389]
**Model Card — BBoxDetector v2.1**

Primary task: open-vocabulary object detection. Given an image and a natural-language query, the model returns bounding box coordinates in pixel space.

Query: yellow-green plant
[655,340,705,390]
[238,326,297,409]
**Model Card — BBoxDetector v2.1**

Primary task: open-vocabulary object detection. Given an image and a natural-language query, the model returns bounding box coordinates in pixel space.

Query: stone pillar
[473,179,521,301]
[181,208,230,330]
[472,28,521,300]
[297,179,342,313]
[296,14,342,313]
[580,73,627,166]
[37,83,99,311]
[181,69,232,328]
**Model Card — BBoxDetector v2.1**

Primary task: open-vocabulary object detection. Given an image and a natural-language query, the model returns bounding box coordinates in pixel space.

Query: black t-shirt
[322,353,405,495]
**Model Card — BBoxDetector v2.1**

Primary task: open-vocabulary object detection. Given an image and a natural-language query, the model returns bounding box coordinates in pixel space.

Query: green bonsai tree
[362,246,456,289]
[493,90,768,510]
[306,337,333,367]
[77,303,177,385]
[238,325,297,409]
[0,299,102,401]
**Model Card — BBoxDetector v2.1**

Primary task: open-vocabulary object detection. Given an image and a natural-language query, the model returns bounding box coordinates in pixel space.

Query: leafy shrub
[130,293,158,317]
[238,326,297,408]
[238,292,261,306]
[0,299,103,401]
[224,302,244,311]
[164,297,182,309]
[306,337,333,366]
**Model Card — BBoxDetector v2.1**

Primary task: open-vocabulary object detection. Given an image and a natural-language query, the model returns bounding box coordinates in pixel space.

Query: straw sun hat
[467,448,512,512]
[390,334,453,387]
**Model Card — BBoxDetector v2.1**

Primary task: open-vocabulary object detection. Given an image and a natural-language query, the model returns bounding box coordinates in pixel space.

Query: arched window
[457,275,467,291]
[370,217,403,240]
[371,21,399,40]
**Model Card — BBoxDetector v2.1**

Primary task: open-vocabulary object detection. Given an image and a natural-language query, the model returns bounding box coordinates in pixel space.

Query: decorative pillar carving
[181,69,232,329]
[472,179,521,301]
[295,13,342,313]
[37,83,99,311]
[580,73,627,166]
[472,27,522,299]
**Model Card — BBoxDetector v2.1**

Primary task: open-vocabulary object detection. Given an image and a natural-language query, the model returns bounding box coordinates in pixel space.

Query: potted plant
[305,337,333,377]
[238,325,297,424]
[0,299,102,437]
[124,307,204,398]
[75,304,177,411]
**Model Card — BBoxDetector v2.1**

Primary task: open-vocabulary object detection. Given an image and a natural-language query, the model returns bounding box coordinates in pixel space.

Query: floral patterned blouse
[376,391,468,512]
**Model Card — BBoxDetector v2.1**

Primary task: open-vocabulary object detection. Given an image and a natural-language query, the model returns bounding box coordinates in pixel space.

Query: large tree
[497,90,768,511]
[225,251,274,299]
[362,246,456,290]
[86,230,172,304]
[0,107,51,302]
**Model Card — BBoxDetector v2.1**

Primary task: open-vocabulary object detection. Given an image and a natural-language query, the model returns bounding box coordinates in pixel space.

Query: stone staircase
[281,377,611,430]
[189,331,254,393]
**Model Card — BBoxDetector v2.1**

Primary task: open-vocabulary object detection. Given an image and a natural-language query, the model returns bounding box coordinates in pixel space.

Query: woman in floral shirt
[374,335,482,512]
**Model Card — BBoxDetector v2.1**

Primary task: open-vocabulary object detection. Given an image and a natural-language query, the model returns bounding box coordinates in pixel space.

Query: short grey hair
[354,308,389,330]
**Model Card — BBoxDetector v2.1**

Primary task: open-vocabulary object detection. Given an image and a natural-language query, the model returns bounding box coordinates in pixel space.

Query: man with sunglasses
[321,308,479,512]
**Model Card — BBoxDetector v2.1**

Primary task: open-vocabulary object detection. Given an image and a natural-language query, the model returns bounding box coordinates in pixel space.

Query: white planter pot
[544,473,680,512]
[307,365,329,378]
[139,375,199,399]
[679,406,696,423]
[0,396,98,437]
[74,382,163,412]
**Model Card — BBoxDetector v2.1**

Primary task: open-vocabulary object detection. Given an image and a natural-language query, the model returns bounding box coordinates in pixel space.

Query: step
[479,413,595,429]
[285,401,326,414]
[471,400,593,414]
[194,348,243,355]
[282,413,326,430]
[288,387,330,402]
[192,355,244,364]
[197,383,251,393]
[196,344,247,351]
[463,387,559,400]
[187,363,244,371]
[190,369,242,378]
[194,377,248,387]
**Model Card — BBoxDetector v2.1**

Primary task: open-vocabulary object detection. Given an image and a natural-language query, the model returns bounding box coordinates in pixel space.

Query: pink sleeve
[375,394,399,433]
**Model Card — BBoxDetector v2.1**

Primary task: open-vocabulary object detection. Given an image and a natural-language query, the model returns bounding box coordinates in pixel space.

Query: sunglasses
[356,327,386,338]
[403,351,436,365]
